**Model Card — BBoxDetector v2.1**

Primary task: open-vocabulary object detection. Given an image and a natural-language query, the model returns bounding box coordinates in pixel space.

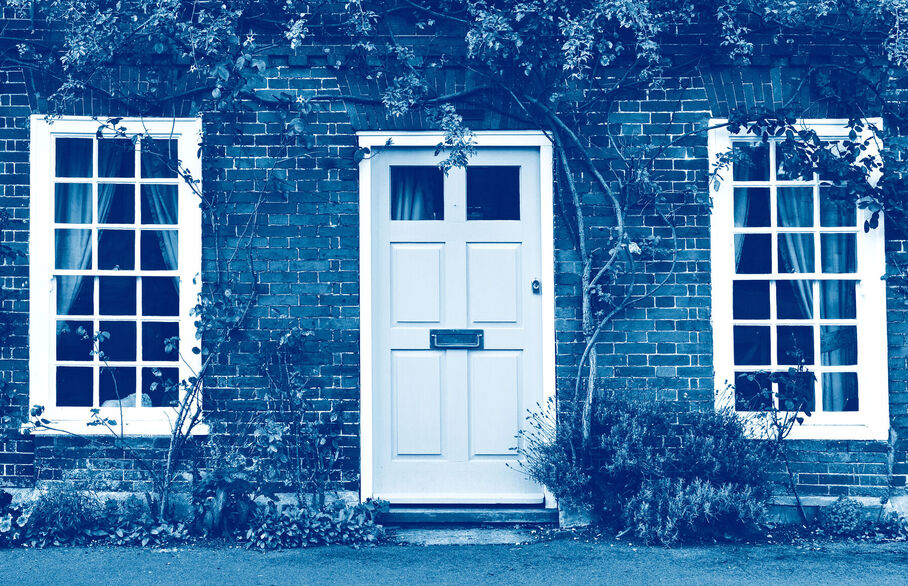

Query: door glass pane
[776,280,813,319]
[55,184,92,223]
[98,138,135,178]
[734,234,771,274]
[732,143,769,181]
[56,367,93,407]
[100,367,138,406]
[821,326,857,366]
[55,138,92,178]
[141,231,178,270]
[777,187,813,227]
[55,229,92,269]
[143,367,179,407]
[821,233,856,273]
[734,372,772,411]
[142,277,179,316]
[99,321,136,361]
[820,186,856,227]
[822,372,858,412]
[733,280,769,319]
[56,320,93,361]
[777,325,814,365]
[57,276,93,316]
[390,166,443,220]
[99,229,135,270]
[141,138,179,178]
[467,166,520,220]
[733,325,770,365]
[733,188,769,227]
[820,280,856,319]
[778,233,814,273]
[99,184,135,224]
[142,322,179,361]
[141,185,178,224]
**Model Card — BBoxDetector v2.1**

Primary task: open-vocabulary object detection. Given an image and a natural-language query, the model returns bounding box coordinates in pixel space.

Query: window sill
[737,412,889,441]
[22,413,209,437]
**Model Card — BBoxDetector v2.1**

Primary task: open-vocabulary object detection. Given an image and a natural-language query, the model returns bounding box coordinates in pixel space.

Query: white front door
[371,146,545,504]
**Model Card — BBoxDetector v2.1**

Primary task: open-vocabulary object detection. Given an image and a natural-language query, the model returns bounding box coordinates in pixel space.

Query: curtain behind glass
[391,167,442,220]
[55,151,93,316]
[776,195,813,319]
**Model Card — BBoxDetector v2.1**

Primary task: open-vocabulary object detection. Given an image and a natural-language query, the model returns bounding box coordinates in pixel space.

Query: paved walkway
[1,539,907,585]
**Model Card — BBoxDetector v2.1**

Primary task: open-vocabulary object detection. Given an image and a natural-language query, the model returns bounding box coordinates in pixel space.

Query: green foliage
[244,499,387,550]
[192,467,256,536]
[817,496,865,537]
[22,485,105,547]
[0,491,29,548]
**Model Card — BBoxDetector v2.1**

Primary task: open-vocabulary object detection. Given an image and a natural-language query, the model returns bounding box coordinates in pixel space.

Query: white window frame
[28,116,204,436]
[709,118,889,441]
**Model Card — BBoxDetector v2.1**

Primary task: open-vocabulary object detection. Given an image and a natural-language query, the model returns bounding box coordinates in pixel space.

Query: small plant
[0,491,29,548]
[244,499,387,550]
[192,467,256,536]
[817,497,865,537]
[22,485,106,547]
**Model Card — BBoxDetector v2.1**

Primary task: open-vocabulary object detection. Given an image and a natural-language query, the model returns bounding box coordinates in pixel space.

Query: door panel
[392,350,444,456]
[391,243,444,324]
[467,243,521,324]
[469,350,521,457]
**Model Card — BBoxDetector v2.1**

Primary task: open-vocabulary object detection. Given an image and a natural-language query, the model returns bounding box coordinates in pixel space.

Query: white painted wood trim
[709,118,889,441]
[356,130,556,503]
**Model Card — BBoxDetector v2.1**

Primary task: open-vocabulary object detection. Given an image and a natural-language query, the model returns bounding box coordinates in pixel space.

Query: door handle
[531,279,541,294]
[429,329,484,349]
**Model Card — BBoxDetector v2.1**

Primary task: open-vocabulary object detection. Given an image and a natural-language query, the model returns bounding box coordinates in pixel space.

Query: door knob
[531,279,541,294]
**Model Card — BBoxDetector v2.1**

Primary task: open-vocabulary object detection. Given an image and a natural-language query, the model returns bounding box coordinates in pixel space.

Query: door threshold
[380,504,559,525]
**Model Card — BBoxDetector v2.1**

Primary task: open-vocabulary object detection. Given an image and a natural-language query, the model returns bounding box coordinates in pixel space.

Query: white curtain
[142,185,179,280]
[392,168,440,221]
[776,195,813,319]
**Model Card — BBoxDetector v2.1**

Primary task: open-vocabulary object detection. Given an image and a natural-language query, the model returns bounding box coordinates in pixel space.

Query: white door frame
[356,131,556,503]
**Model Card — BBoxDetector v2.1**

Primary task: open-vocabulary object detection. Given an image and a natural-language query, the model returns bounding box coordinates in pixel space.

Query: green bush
[245,499,386,550]
[817,497,865,537]
[0,491,29,548]
[23,486,105,546]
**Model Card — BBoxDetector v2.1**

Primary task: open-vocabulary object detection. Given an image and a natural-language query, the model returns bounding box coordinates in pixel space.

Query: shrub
[100,495,192,547]
[23,485,105,546]
[245,499,387,550]
[818,497,865,537]
[0,491,29,548]
[192,467,256,536]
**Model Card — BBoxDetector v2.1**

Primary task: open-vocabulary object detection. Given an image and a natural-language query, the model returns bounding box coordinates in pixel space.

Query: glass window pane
[822,372,858,412]
[390,166,443,221]
[141,185,178,224]
[467,166,520,220]
[777,325,814,365]
[734,372,772,411]
[55,184,92,223]
[733,188,770,227]
[777,187,813,227]
[56,366,93,407]
[821,326,858,366]
[778,233,814,273]
[99,184,135,224]
[776,141,811,180]
[56,320,93,361]
[99,321,136,361]
[821,233,856,273]
[733,325,770,365]
[57,276,93,316]
[141,231,178,270]
[142,277,179,316]
[820,280,856,319]
[732,143,769,181]
[99,276,137,316]
[100,367,138,406]
[55,229,92,270]
[734,234,771,274]
[143,367,180,407]
[820,186,856,227]
[142,322,179,361]
[98,229,135,270]
[98,138,135,178]
[55,138,92,178]
[776,280,813,320]
[141,138,178,178]
[778,370,815,412]
[733,280,769,319]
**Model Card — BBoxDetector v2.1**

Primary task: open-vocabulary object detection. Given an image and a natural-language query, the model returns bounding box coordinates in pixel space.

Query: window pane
[55,138,92,178]
[143,367,180,407]
[732,280,769,319]
[777,325,814,365]
[99,321,136,361]
[733,325,770,365]
[733,188,770,227]
[142,277,179,316]
[776,280,813,319]
[822,372,858,412]
[99,184,135,224]
[776,142,811,180]
[390,166,443,220]
[141,231,178,270]
[467,166,520,220]
[99,276,137,315]
[142,322,179,361]
[98,229,135,270]
[56,367,93,407]
[57,276,93,316]
[734,372,772,411]
[99,367,138,406]
[734,234,771,274]
[820,186,856,227]
[820,280,856,319]
[56,320,93,361]
[778,233,814,273]
[821,326,857,366]
[821,233,856,273]
[55,184,92,223]
[141,185,178,224]
[777,187,813,227]
[98,138,135,178]
[54,229,92,270]
[732,143,769,181]
[141,138,178,178]
[778,370,815,412]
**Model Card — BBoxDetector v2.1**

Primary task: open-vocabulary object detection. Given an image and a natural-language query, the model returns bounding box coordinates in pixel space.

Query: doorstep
[380,504,559,525]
